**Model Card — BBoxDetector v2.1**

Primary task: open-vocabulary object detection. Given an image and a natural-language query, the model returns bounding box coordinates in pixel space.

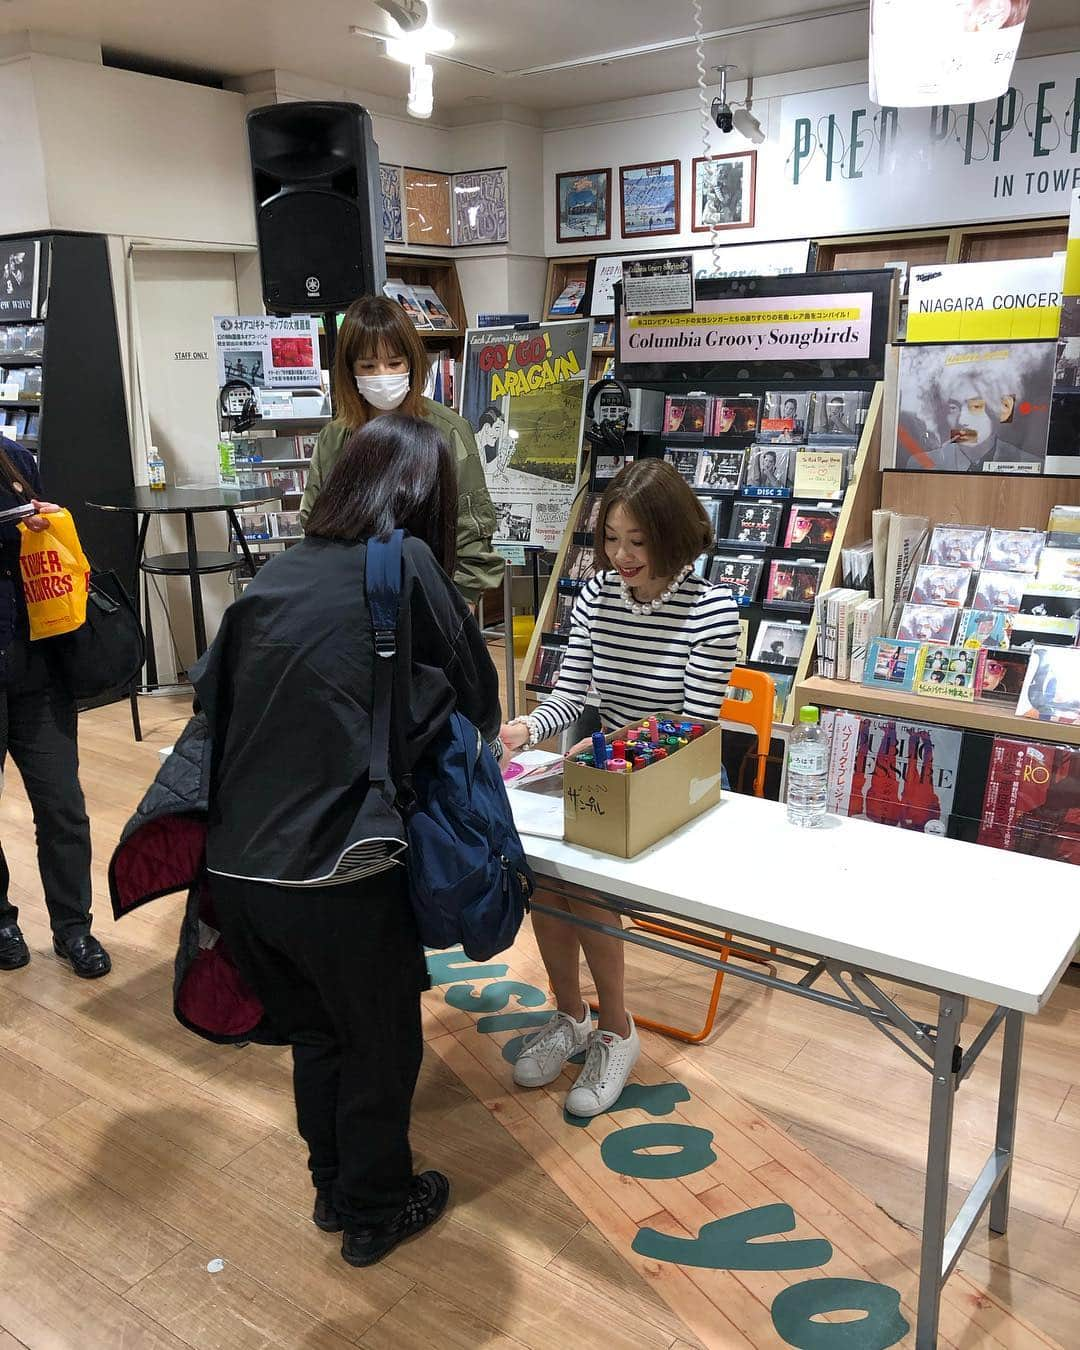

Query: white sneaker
[565,1015,641,1118]
[512,1006,591,1088]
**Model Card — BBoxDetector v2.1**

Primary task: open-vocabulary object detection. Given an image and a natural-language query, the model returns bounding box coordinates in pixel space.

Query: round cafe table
[86,487,280,739]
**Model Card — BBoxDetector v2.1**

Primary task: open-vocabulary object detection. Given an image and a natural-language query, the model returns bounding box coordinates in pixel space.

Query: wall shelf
[798,676,1080,747]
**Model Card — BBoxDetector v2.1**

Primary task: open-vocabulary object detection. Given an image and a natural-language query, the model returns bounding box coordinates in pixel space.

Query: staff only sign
[907,256,1065,343]
[619,290,874,364]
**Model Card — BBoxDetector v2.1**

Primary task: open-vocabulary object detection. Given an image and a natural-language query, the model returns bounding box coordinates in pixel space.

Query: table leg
[142,571,158,688]
[503,557,516,721]
[133,512,153,733]
[990,1010,1024,1235]
[227,509,257,575]
[917,994,963,1350]
[184,511,208,657]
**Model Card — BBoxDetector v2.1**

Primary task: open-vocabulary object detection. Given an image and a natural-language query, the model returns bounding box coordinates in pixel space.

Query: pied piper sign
[619,292,873,364]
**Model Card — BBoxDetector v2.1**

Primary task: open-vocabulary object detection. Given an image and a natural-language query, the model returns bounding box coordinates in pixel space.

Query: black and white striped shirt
[529,570,740,742]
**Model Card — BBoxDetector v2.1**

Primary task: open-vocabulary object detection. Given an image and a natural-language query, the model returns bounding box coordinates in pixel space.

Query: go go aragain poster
[460,319,592,549]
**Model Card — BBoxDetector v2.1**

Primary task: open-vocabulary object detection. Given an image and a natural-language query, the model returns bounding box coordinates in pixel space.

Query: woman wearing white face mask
[300,296,503,603]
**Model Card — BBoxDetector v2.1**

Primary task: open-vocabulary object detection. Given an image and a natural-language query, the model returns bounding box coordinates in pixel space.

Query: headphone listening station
[584,377,632,455]
[218,379,259,433]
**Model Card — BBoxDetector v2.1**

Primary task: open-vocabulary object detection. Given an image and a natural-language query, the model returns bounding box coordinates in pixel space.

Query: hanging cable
[691,0,725,279]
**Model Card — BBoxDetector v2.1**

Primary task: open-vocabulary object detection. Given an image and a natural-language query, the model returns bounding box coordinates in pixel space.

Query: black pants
[212,868,427,1231]
[0,637,93,940]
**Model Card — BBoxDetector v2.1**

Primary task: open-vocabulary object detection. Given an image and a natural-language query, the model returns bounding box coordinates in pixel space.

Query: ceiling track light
[372,0,428,33]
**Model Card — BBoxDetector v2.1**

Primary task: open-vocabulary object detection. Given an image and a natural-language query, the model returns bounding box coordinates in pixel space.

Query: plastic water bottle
[147,446,167,491]
[786,705,829,827]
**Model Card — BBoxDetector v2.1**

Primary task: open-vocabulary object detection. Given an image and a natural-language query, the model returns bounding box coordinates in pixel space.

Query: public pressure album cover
[909,564,974,608]
[895,603,960,645]
[765,560,823,605]
[696,448,746,490]
[1009,614,1080,649]
[972,569,1027,613]
[730,500,784,546]
[835,717,963,836]
[1017,645,1080,725]
[750,620,809,666]
[975,648,1030,706]
[894,342,1055,473]
[926,525,989,568]
[784,504,840,548]
[708,554,764,604]
[978,738,1080,864]
[985,528,1045,574]
[662,394,711,435]
[808,389,871,443]
[712,396,761,436]
[745,445,794,491]
[759,390,813,443]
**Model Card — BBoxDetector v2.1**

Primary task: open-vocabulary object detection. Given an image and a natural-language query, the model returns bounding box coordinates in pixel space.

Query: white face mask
[355,372,410,410]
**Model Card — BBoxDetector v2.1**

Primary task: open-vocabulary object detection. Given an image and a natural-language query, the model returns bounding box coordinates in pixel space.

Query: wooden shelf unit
[385,252,467,356]
[797,675,1080,746]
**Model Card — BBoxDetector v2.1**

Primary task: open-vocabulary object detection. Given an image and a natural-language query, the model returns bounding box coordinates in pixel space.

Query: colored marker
[607,758,628,773]
[648,717,658,741]
[592,732,608,768]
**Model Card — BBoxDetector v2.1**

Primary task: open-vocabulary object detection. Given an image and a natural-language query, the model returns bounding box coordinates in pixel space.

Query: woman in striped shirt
[499,459,739,1116]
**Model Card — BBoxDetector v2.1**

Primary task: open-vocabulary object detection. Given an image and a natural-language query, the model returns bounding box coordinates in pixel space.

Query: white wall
[0,58,51,233]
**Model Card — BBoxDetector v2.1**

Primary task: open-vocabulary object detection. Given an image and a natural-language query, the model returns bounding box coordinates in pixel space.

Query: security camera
[711,97,734,134]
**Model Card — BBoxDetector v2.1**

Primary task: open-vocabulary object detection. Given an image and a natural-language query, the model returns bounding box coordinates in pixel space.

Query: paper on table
[509,774,565,839]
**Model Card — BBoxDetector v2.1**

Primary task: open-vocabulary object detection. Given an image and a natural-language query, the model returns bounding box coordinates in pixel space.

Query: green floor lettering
[601,1123,717,1180]
[771,1278,908,1349]
[633,1204,833,1271]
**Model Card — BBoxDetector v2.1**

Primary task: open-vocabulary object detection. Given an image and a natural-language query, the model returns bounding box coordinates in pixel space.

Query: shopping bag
[17,508,91,640]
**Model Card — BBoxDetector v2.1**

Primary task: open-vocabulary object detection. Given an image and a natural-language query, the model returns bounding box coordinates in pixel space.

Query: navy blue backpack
[365,531,534,961]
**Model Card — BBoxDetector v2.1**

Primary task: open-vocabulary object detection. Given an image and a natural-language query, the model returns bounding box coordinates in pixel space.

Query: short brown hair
[332,295,430,429]
[594,458,713,577]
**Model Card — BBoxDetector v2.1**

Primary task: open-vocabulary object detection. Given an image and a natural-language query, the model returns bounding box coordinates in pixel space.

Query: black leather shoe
[313,1189,342,1233]
[0,924,30,971]
[341,1171,450,1268]
[53,933,111,979]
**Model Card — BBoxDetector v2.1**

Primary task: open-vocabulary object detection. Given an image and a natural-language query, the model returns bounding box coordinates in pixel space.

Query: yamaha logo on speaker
[305,276,321,297]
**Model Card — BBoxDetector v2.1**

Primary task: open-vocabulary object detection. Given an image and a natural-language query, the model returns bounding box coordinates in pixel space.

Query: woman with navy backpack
[192,415,501,1267]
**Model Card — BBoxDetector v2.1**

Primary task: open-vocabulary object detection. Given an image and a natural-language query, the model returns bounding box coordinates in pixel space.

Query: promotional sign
[777,52,1080,235]
[213,315,322,389]
[0,238,41,319]
[1047,190,1080,473]
[622,256,693,314]
[460,319,592,549]
[588,240,811,317]
[620,291,873,364]
[907,257,1064,343]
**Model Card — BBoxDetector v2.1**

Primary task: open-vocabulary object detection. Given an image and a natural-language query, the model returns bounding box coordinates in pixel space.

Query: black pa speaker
[247,101,386,313]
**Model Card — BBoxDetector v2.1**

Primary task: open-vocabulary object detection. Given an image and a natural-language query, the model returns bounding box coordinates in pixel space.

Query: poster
[379,164,404,244]
[213,315,322,389]
[1047,190,1080,474]
[460,319,592,549]
[692,153,756,231]
[893,341,1055,473]
[619,161,679,238]
[906,256,1064,343]
[620,290,873,364]
[556,169,611,243]
[452,167,509,246]
[0,238,41,318]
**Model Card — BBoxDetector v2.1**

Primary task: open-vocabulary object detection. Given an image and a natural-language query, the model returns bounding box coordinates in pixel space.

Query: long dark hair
[305,414,457,574]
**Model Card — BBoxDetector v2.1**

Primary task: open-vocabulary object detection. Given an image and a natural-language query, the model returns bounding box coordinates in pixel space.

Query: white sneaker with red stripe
[564,1015,640,1118]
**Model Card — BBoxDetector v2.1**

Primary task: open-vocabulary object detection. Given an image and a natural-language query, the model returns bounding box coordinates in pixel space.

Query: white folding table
[512,792,1080,1349]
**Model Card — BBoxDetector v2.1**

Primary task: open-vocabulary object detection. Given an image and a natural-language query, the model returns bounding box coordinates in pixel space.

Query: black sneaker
[341,1171,450,1267]
[0,924,29,971]
[313,1189,342,1233]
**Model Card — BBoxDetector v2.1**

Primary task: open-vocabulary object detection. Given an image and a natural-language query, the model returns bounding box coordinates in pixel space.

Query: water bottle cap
[799,704,820,725]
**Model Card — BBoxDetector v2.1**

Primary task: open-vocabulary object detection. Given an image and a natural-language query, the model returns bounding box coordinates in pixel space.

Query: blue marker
[592,731,608,768]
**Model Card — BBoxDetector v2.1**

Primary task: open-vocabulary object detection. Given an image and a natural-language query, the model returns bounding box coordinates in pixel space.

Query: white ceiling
[2,0,1079,113]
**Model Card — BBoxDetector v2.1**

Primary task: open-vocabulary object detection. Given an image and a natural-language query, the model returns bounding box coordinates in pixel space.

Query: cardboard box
[563,715,723,857]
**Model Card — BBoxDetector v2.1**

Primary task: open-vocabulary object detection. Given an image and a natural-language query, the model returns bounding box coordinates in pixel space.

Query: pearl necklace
[620,564,693,616]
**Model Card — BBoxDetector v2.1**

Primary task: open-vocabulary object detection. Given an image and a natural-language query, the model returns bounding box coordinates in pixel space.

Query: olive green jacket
[299,398,504,603]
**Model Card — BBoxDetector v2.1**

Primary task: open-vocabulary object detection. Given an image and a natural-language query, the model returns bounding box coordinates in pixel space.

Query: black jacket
[0,442,41,682]
[191,533,501,885]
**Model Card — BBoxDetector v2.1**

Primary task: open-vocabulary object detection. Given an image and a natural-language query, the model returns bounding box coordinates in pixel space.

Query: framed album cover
[404,167,452,247]
[452,167,509,246]
[692,152,756,232]
[379,164,404,244]
[556,168,611,243]
[619,160,680,238]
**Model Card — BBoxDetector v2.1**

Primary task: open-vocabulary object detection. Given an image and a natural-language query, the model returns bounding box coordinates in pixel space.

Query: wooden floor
[1,684,1079,1348]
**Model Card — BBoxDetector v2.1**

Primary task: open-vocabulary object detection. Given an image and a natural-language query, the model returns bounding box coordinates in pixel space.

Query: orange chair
[624,667,783,1044]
